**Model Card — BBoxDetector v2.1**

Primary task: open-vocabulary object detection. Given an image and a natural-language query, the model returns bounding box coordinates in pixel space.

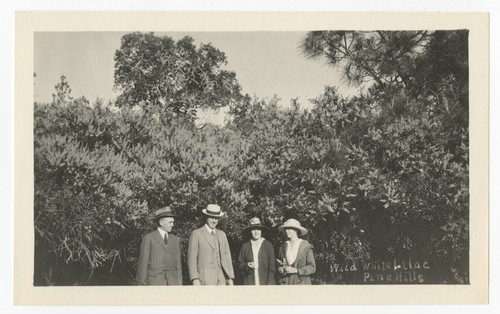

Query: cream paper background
[14,11,489,305]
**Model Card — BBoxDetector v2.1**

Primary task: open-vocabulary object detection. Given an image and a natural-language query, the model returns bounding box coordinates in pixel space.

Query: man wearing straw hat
[137,206,182,285]
[187,204,235,285]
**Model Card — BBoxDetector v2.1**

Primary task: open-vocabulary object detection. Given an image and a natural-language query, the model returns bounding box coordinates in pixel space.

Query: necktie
[164,233,168,246]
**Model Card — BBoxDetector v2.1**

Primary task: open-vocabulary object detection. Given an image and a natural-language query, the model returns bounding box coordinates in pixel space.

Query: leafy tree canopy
[114,32,244,119]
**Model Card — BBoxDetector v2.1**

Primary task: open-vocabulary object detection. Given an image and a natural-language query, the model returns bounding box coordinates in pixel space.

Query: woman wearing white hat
[237,217,276,285]
[277,218,316,285]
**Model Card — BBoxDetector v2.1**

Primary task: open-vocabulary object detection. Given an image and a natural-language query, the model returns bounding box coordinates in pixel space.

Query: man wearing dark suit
[137,206,182,285]
[187,204,235,285]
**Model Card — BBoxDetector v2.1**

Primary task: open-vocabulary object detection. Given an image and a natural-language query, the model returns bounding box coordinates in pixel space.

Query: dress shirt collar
[205,224,216,234]
[157,227,168,239]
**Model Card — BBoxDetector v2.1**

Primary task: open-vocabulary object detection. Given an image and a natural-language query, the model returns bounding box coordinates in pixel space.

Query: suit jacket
[238,239,276,285]
[278,240,316,285]
[187,226,235,285]
[137,230,182,285]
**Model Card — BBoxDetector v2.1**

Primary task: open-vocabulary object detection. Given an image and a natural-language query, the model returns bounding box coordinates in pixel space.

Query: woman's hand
[247,262,255,269]
[284,266,298,274]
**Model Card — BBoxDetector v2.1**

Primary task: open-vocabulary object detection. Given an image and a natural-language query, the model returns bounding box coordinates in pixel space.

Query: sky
[34,31,359,124]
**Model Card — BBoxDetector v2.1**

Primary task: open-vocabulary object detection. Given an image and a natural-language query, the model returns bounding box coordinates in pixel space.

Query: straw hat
[201,204,225,218]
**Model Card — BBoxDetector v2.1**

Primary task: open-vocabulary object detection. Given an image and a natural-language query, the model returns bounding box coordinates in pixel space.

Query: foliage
[300,31,431,90]
[34,30,469,285]
[35,75,249,284]
[225,86,468,283]
[113,32,244,119]
[300,30,469,125]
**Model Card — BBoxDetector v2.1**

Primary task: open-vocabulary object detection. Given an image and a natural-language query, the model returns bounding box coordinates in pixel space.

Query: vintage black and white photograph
[32,28,470,286]
[13,11,489,305]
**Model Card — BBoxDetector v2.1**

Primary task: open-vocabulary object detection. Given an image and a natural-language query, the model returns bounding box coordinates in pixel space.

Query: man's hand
[192,279,201,286]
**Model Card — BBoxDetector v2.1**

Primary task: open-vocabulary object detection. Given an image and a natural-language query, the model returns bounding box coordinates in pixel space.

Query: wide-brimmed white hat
[202,204,225,218]
[278,218,308,236]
